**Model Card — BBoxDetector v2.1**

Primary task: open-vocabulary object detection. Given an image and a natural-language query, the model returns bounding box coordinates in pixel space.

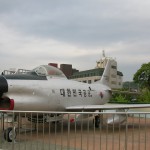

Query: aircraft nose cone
[0,75,8,96]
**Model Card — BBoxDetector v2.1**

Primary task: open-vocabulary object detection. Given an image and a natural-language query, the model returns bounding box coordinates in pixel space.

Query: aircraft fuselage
[1,76,111,111]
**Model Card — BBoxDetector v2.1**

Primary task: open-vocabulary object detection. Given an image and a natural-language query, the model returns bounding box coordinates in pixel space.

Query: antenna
[102,50,105,57]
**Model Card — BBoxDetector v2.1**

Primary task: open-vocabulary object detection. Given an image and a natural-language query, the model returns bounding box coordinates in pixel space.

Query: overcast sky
[0,0,150,81]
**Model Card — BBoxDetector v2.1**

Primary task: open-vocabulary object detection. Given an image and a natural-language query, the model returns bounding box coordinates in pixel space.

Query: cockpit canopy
[32,65,66,78]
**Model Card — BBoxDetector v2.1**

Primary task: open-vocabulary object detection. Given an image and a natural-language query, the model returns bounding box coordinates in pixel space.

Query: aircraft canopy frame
[32,65,66,78]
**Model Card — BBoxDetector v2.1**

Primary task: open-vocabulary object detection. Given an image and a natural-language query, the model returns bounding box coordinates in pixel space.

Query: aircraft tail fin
[97,59,111,86]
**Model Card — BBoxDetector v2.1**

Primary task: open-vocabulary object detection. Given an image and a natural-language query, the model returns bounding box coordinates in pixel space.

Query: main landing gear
[4,127,17,142]
[94,115,100,128]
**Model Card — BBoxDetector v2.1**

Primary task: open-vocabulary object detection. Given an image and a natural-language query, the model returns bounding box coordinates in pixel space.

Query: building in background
[69,52,123,89]
[45,51,123,89]
[60,64,72,78]
[48,63,58,68]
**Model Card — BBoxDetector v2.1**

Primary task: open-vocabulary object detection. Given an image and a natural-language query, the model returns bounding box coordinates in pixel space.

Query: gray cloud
[2,0,150,46]
[0,0,150,81]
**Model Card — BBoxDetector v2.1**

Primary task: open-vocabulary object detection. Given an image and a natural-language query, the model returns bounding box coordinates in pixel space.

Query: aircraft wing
[66,103,150,111]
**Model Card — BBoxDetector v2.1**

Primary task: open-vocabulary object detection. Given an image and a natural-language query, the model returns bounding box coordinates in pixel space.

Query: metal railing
[0,110,150,150]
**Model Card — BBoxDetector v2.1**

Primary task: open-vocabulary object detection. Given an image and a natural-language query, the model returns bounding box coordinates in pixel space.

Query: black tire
[4,127,17,142]
[95,115,100,128]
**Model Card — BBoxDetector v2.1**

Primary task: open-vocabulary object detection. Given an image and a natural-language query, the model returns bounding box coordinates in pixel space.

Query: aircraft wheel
[4,127,17,142]
[94,115,100,128]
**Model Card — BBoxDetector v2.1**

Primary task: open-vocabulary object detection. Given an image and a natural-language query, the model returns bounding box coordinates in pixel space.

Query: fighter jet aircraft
[0,60,113,112]
[1,59,150,142]
[1,59,150,111]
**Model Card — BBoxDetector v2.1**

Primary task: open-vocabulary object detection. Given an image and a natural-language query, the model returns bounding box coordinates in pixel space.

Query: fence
[0,110,150,150]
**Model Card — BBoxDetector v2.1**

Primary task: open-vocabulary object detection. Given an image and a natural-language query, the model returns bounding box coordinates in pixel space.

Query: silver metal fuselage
[5,77,111,111]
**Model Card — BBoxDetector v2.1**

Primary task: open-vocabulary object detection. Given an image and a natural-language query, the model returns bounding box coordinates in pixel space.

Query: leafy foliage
[137,88,150,103]
[114,94,128,103]
[133,62,150,89]
[111,93,130,103]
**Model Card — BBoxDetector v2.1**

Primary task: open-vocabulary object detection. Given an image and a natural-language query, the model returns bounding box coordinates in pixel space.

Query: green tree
[133,62,150,89]
[111,93,130,103]
[137,88,150,103]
